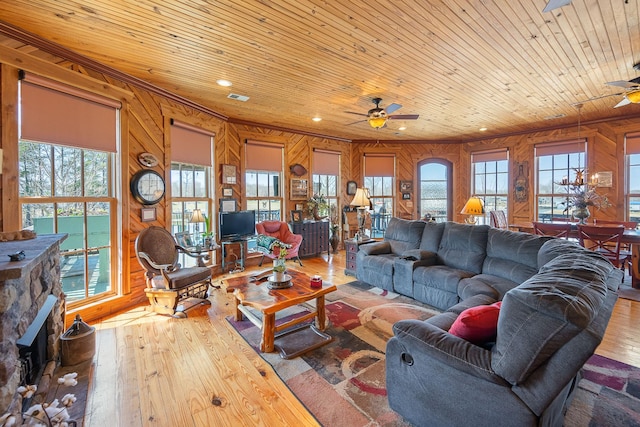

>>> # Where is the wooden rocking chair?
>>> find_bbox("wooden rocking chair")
[135,226,212,318]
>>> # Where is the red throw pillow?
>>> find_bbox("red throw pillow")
[449,302,502,345]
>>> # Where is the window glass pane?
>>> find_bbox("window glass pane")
[54,146,82,197]
[61,250,85,302]
[257,173,269,197]
[536,150,585,221]
[87,202,110,248]
[23,203,55,232]
[19,141,52,197]
[245,172,257,197]
[171,164,181,196]
[194,166,207,198]
[182,165,194,197]
[630,196,640,222]
[84,150,110,197]
[58,202,85,252]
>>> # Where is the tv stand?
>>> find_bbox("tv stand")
[221,239,246,273]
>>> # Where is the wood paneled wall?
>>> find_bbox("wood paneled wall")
[1,37,640,323]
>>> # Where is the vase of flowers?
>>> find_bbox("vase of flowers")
[564,183,610,224]
[271,241,290,281]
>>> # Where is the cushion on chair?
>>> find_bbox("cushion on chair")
[165,266,211,289]
[255,234,279,254]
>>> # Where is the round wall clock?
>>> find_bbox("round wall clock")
[130,169,165,205]
[138,152,159,168]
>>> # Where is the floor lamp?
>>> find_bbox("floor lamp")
[350,188,371,241]
[460,196,485,225]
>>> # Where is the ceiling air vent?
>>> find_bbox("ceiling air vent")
[227,93,250,102]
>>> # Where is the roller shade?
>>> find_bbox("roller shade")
[471,148,508,163]
[245,140,284,172]
[364,153,394,177]
[20,73,120,152]
[535,139,586,157]
[626,132,640,154]
[313,149,340,175]
[170,120,214,166]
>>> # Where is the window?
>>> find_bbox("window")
[169,120,214,265]
[312,149,340,224]
[626,133,640,222]
[364,154,394,238]
[418,160,451,222]
[471,150,509,225]
[20,142,116,304]
[535,140,586,222]
[245,140,284,222]
[18,73,120,308]
[245,171,282,221]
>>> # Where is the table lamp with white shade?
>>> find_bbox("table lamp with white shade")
[460,196,485,224]
[189,208,206,246]
[350,187,371,241]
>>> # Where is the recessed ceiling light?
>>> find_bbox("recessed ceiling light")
[479,127,488,132]
[312,117,322,122]
[216,79,232,87]
[398,126,407,131]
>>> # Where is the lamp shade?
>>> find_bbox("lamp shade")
[460,196,485,215]
[189,208,206,223]
[350,188,371,207]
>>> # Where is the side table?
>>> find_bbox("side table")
[344,238,375,276]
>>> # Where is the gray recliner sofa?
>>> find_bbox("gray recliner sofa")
[355,217,621,425]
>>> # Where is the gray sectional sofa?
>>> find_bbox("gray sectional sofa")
[355,217,621,426]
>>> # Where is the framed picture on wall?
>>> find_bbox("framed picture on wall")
[290,210,303,223]
[222,164,237,184]
[347,180,357,195]
[402,192,411,200]
[220,198,237,212]
[291,179,308,200]
[222,188,233,197]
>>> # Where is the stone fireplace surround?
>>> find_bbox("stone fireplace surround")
[0,234,67,417]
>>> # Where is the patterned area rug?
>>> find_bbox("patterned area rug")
[226,281,640,426]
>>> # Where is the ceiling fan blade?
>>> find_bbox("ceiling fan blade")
[606,80,638,88]
[614,97,631,108]
[345,111,368,117]
[385,103,403,115]
[542,0,571,13]
[347,119,367,125]
[389,114,419,120]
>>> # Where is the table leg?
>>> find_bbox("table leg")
[234,298,243,321]
[632,244,640,289]
[261,313,275,352]
[315,295,326,330]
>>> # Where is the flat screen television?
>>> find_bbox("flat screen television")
[219,210,256,241]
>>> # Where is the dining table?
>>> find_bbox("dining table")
[510,222,640,288]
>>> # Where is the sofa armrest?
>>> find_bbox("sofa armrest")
[391,319,502,383]
[400,249,438,266]
[359,241,391,255]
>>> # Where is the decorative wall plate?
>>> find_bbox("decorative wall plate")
[138,152,159,168]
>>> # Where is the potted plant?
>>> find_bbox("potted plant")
[201,214,215,249]
[306,194,329,220]
[271,241,290,281]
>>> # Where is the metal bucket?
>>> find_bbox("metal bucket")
[60,314,96,366]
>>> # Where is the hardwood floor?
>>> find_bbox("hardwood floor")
[84,251,640,426]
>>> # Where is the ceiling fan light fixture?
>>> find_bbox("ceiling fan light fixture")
[368,115,387,129]
[626,90,640,103]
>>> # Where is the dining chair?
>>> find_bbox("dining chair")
[532,221,573,239]
[593,219,638,276]
[576,224,626,273]
[489,210,508,229]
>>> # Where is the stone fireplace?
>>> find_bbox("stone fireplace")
[0,234,67,417]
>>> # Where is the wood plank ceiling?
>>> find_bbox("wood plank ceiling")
[0,0,639,141]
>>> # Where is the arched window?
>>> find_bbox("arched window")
[418,159,452,222]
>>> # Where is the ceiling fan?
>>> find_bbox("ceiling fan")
[542,0,572,13]
[346,98,419,129]
[606,76,640,108]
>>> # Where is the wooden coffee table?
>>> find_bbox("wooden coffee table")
[222,269,337,353]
